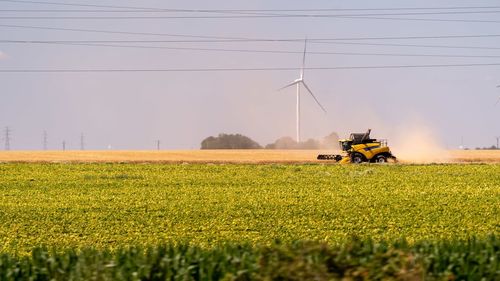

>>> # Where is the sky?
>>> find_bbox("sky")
[0,0,499,150]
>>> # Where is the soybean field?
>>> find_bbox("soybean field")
[0,163,498,255]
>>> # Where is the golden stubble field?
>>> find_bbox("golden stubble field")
[0,149,499,163]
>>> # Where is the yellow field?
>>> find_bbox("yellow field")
[0,149,499,163]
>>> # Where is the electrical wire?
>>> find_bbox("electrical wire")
[2,0,500,12]
[2,8,499,13]
[2,24,500,42]
[311,41,500,50]
[4,33,500,42]
[334,16,500,24]
[1,63,500,73]
[3,10,500,19]
[6,41,500,59]
[0,24,248,40]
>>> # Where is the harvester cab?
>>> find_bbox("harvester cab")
[317,129,397,163]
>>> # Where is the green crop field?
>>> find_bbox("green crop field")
[0,163,499,280]
[0,163,498,253]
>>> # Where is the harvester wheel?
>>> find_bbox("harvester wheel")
[374,155,387,163]
[351,153,364,164]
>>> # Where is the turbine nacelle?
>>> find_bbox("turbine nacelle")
[279,79,326,113]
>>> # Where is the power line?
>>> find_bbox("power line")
[3,24,500,42]
[2,8,498,13]
[5,32,500,42]
[335,16,500,24]
[12,41,500,59]
[40,41,500,52]
[0,24,247,40]
[1,63,500,73]
[4,1,500,23]
[0,0,168,11]
[2,0,500,12]
[4,25,500,51]
[3,10,500,19]
[3,34,500,51]
[314,41,500,51]
[2,11,500,17]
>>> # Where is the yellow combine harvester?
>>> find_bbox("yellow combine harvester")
[317,129,397,163]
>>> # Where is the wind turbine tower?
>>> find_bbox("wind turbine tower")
[496,85,500,105]
[279,39,326,143]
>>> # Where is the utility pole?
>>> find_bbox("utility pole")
[62,141,66,151]
[80,133,85,151]
[4,126,11,151]
[157,140,160,151]
[42,130,48,150]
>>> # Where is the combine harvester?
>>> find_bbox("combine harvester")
[317,129,397,163]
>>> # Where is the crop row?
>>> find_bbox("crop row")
[0,237,499,281]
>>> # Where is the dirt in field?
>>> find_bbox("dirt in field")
[0,150,499,164]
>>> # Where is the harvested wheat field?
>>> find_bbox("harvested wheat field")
[0,149,499,163]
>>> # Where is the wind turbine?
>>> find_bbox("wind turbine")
[279,39,326,143]
[496,85,500,106]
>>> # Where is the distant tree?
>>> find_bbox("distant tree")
[201,133,262,149]
[475,145,499,150]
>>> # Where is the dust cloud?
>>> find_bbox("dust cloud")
[390,125,451,163]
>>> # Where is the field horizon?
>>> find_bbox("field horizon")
[0,149,499,164]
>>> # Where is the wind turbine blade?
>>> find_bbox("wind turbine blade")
[300,38,307,79]
[301,81,327,113]
[277,81,299,91]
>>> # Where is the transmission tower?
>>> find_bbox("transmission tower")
[157,140,160,151]
[496,136,500,149]
[62,140,66,151]
[43,130,48,150]
[80,133,85,151]
[4,126,11,151]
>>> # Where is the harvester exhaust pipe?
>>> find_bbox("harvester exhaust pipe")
[362,129,371,142]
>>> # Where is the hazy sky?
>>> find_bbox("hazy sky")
[1,0,499,150]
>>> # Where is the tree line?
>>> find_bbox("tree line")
[200,133,340,150]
